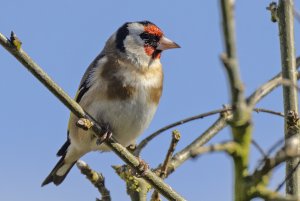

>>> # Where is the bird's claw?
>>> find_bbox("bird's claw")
[96,124,113,145]
[76,118,94,130]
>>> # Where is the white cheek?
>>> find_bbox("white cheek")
[123,36,152,66]
[124,36,144,55]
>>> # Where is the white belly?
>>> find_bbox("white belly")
[68,94,158,152]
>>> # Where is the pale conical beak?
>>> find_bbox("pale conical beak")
[157,36,180,50]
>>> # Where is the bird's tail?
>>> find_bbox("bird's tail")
[41,155,76,186]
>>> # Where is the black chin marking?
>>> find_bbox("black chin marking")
[152,50,162,59]
[116,23,129,52]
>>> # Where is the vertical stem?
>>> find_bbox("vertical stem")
[220,1,252,200]
[277,0,299,197]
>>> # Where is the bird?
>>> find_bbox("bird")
[42,20,180,186]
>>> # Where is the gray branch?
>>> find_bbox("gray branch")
[277,0,300,197]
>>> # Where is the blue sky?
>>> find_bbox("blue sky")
[0,1,299,201]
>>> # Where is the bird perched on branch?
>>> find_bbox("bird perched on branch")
[42,21,180,186]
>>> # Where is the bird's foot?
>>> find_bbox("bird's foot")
[76,118,94,130]
[96,123,113,145]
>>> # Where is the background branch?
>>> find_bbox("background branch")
[252,142,300,186]
[76,160,111,201]
[252,186,299,201]
[189,141,239,158]
[277,0,300,197]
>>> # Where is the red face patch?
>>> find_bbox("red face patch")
[144,24,163,37]
[144,45,161,59]
[144,45,155,56]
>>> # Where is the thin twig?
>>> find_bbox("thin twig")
[160,131,181,178]
[0,32,186,201]
[151,131,181,201]
[252,143,300,186]
[77,160,111,201]
[136,106,283,155]
[135,108,229,155]
[252,140,267,158]
[165,115,229,176]
[253,108,284,117]
[254,138,285,171]
[189,141,239,158]
[276,160,300,192]
[251,186,300,201]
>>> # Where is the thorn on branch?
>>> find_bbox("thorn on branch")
[267,2,278,23]
[76,160,111,201]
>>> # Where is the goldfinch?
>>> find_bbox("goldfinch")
[42,21,180,186]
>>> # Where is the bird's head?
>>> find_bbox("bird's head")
[106,21,180,67]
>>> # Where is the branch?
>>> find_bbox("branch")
[136,106,283,155]
[0,32,186,201]
[151,131,181,201]
[220,1,253,201]
[76,160,111,201]
[252,136,300,186]
[253,108,284,117]
[135,108,229,155]
[252,186,300,201]
[159,131,181,179]
[166,115,229,176]
[247,57,300,109]
[276,160,300,192]
[155,62,300,178]
[251,139,267,158]
[277,0,300,197]
[113,165,150,201]
[220,0,249,126]
[189,141,239,158]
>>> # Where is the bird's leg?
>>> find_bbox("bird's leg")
[76,118,94,130]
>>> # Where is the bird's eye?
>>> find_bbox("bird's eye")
[140,32,151,40]
[140,32,160,48]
